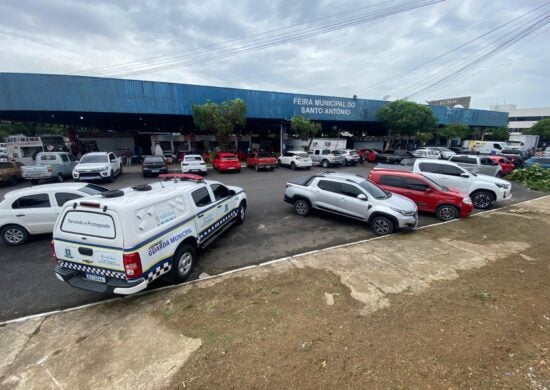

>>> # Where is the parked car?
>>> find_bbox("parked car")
[0,183,108,245]
[73,152,123,182]
[213,152,241,173]
[488,156,515,175]
[432,147,456,159]
[375,159,512,210]
[277,150,313,170]
[412,148,441,159]
[181,154,207,175]
[0,161,23,186]
[309,149,344,168]
[340,149,361,166]
[448,155,503,177]
[142,155,168,177]
[21,152,77,184]
[284,172,418,236]
[368,169,473,221]
[525,157,550,168]
[52,175,247,294]
[246,152,277,171]
[376,149,411,164]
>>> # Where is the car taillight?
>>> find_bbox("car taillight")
[50,240,57,261]
[123,252,143,278]
[47,166,53,173]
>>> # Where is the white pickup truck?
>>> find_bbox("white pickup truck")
[72,152,122,182]
[21,152,77,184]
[53,174,247,295]
[375,159,512,209]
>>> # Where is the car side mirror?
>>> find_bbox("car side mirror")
[229,190,236,196]
[460,172,469,178]
[357,194,367,201]
[425,188,433,193]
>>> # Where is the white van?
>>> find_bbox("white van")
[52,175,247,295]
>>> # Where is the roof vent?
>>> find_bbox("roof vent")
[101,189,125,198]
[132,184,152,191]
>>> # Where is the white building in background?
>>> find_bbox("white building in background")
[490,104,550,132]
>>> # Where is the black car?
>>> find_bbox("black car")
[142,155,168,177]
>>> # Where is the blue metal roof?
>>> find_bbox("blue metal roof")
[0,73,508,127]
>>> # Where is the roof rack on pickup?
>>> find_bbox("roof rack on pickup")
[158,173,204,182]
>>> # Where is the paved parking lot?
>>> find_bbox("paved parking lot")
[0,163,545,321]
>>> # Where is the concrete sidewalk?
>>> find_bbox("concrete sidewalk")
[1,196,549,389]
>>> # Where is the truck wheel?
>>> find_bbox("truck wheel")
[108,171,115,183]
[236,202,246,224]
[371,216,394,236]
[57,173,64,182]
[1,224,29,246]
[294,199,310,216]
[172,244,195,282]
[471,190,495,210]
[322,160,329,168]
[435,205,459,221]
[291,162,297,170]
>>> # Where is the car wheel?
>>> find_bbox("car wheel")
[119,165,123,176]
[236,201,246,224]
[371,215,394,236]
[57,173,64,182]
[306,166,311,170]
[108,171,115,183]
[322,160,329,168]
[8,176,18,186]
[291,162,297,170]
[1,225,29,246]
[30,179,39,185]
[172,244,195,283]
[471,190,495,210]
[435,205,459,221]
[277,160,281,167]
[496,171,503,178]
[294,199,310,216]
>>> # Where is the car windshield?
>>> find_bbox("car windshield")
[80,155,108,164]
[185,156,203,161]
[359,179,390,199]
[222,156,238,161]
[422,175,448,191]
[79,184,109,195]
[532,158,550,164]
[144,156,164,163]
[257,152,271,158]
[292,152,308,158]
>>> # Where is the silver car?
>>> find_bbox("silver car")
[284,172,418,235]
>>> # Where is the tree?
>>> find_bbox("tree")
[484,127,510,141]
[290,116,322,150]
[378,100,437,138]
[524,118,550,141]
[416,131,434,145]
[192,99,247,151]
[439,123,470,146]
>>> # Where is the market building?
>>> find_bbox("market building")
[0,73,508,158]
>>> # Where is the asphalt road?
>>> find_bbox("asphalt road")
[0,164,545,321]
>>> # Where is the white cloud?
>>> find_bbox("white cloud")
[0,0,548,108]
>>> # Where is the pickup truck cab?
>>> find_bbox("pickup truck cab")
[309,149,344,168]
[448,155,503,177]
[53,174,247,295]
[22,152,77,184]
[73,152,123,182]
[284,172,417,235]
[246,152,277,171]
[375,159,512,209]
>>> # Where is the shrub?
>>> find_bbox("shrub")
[508,164,550,191]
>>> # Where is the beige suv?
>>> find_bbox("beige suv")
[0,161,22,186]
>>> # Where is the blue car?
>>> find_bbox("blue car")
[525,157,550,168]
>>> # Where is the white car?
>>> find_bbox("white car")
[73,152,123,182]
[181,154,207,175]
[340,149,361,166]
[278,151,313,170]
[0,183,108,245]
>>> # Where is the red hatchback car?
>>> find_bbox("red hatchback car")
[368,169,474,221]
[213,152,241,173]
[488,155,515,175]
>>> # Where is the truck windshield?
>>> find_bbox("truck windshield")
[359,179,390,199]
[80,155,108,164]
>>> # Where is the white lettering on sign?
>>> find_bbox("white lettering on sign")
[293,97,356,116]
[61,211,116,239]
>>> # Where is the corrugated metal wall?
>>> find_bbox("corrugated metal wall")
[0,73,508,126]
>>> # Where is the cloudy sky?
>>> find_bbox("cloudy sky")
[1,0,548,109]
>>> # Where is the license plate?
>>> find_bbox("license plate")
[265,165,271,169]
[85,273,106,283]
[228,167,235,170]
[152,169,159,173]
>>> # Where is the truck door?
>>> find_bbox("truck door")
[315,180,340,212]
[209,183,234,223]
[337,183,369,219]
[191,186,218,241]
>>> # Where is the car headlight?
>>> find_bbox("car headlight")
[463,197,473,205]
[391,207,416,216]
[495,183,510,189]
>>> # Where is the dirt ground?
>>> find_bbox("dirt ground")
[157,242,549,389]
